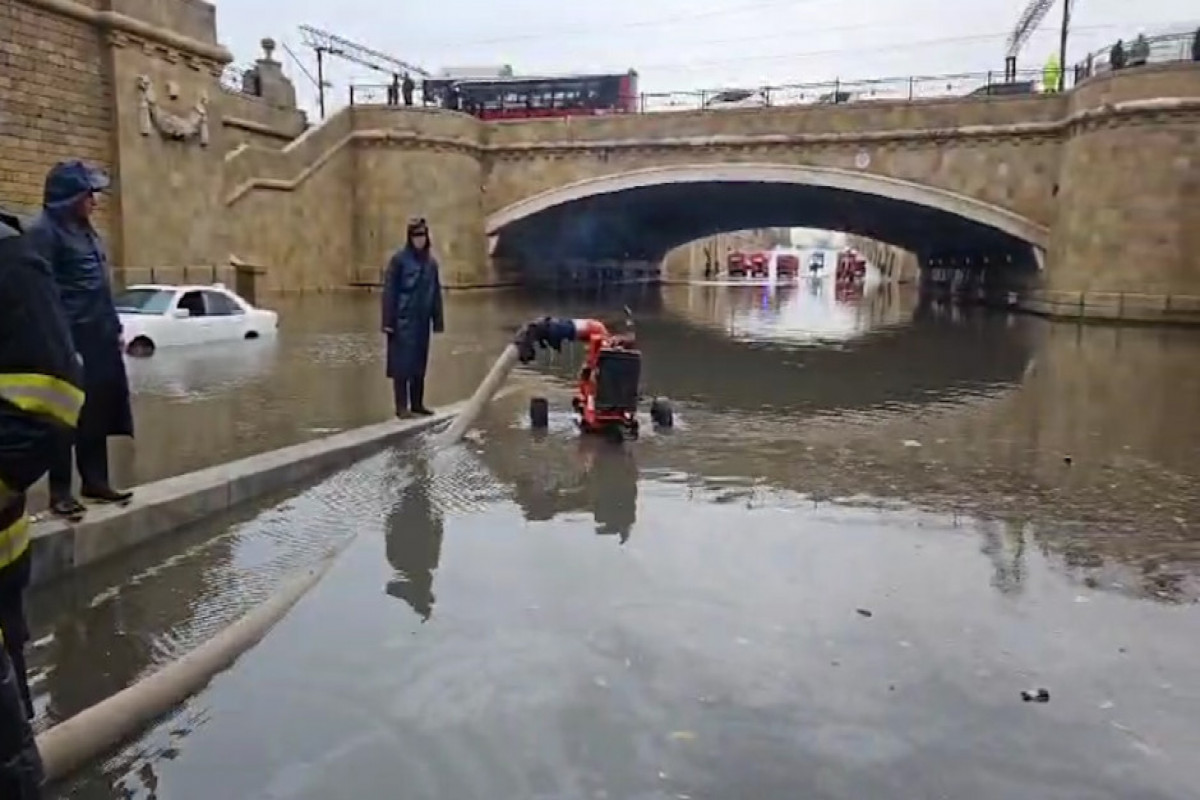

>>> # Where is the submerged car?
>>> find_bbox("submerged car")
[113,283,279,357]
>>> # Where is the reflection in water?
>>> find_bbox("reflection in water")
[508,437,640,543]
[385,453,445,621]
[32,285,1200,800]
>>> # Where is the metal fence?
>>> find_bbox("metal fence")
[1070,29,1198,83]
[346,28,1198,115]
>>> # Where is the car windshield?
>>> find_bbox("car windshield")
[114,288,175,315]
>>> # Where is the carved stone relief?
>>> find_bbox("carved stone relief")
[136,75,210,146]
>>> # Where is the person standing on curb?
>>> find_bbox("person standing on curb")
[27,161,134,520]
[0,206,87,798]
[382,218,444,418]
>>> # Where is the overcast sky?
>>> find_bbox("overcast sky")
[212,0,1196,117]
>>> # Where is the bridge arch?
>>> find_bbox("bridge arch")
[487,163,1049,255]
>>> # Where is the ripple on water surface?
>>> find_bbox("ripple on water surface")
[41,286,1200,799]
[51,393,1200,800]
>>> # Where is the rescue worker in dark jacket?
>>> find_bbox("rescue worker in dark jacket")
[382,218,444,417]
[26,161,134,519]
[0,207,87,797]
[401,72,415,106]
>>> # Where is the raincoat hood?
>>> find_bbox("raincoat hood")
[405,217,431,252]
[43,160,110,212]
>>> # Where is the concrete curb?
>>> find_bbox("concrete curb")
[28,403,465,589]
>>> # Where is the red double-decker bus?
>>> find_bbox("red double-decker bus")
[423,71,639,119]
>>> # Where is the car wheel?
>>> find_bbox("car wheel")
[244,331,259,339]
[126,336,155,357]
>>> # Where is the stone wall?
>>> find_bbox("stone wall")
[217,88,307,151]
[0,0,113,234]
[1035,63,1200,321]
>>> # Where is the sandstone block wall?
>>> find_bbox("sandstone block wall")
[0,0,112,233]
[1040,63,1200,322]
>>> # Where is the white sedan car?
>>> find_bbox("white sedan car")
[113,283,278,357]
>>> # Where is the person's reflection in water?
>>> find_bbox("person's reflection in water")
[384,453,444,622]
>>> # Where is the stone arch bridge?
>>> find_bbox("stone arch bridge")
[232,62,1200,323]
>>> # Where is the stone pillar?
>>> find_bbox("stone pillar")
[1044,63,1200,322]
[98,0,234,284]
[241,38,298,110]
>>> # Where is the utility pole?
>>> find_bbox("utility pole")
[1057,0,1072,92]
[315,47,327,118]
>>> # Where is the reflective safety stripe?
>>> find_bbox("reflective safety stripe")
[0,513,30,574]
[0,372,85,429]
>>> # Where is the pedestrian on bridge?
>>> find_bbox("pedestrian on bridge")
[402,72,415,106]
[382,218,444,417]
[1110,39,1127,70]
[27,161,134,520]
[0,206,88,798]
[1192,27,1199,62]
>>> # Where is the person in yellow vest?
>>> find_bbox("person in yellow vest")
[1,206,87,797]
[1043,52,1062,93]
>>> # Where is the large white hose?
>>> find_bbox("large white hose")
[437,343,521,446]
[33,358,521,783]
[36,553,337,783]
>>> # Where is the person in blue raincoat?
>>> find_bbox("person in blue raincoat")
[27,161,134,519]
[382,218,444,417]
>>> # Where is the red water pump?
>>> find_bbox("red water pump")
[513,312,673,439]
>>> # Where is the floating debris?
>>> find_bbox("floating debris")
[1021,688,1050,703]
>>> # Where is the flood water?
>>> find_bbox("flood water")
[33,283,1200,799]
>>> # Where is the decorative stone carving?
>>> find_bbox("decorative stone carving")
[136,75,210,146]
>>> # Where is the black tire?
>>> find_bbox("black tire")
[244,330,259,339]
[529,396,549,429]
[649,397,674,428]
[126,336,155,357]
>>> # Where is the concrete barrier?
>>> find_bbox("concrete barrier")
[28,403,466,588]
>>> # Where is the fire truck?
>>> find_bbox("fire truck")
[775,253,800,278]
[728,250,770,278]
[835,248,867,286]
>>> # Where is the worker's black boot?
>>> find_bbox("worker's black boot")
[409,375,432,416]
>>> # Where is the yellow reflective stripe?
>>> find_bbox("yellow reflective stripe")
[0,514,30,573]
[0,372,84,428]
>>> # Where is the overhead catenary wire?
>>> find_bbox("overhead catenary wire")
[592,22,1142,74]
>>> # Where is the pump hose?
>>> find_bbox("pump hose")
[36,554,337,783]
[34,353,526,783]
[437,343,521,446]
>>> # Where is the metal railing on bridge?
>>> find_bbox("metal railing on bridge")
[345,29,1198,115]
[1070,29,1198,84]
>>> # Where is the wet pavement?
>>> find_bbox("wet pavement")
[30,282,1200,799]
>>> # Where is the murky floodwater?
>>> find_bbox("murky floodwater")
[33,282,1200,799]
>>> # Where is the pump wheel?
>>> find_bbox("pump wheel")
[650,397,674,428]
[529,397,549,429]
